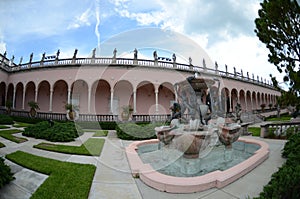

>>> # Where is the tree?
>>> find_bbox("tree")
[255,0,300,94]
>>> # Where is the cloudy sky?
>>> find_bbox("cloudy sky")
[0,0,286,83]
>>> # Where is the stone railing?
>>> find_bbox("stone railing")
[260,119,300,138]
[0,56,275,89]
[132,114,171,122]
[0,109,172,123]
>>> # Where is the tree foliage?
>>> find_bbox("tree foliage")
[255,0,300,94]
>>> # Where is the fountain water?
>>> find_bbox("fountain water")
[125,75,270,193]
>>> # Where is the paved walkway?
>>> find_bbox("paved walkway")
[0,126,286,199]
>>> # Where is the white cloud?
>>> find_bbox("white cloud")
[206,35,283,81]
[68,8,93,30]
[0,0,93,39]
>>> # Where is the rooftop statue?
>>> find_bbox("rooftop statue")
[172,53,176,62]
[134,48,138,59]
[202,58,206,68]
[73,49,78,59]
[29,53,33,63]
[215,61,218,71]
[56,49,60,59]
[113,48,117,59]
[153,50,158,61]
[41,52,46,61]
[92,48,96,58]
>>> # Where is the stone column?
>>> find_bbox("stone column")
[228,94,232,112]
[22,86,26,110]
[35,89,38,102]
[133,90,137,114]
[155,90,159,113]
[67,88,71,104]
[49,89,53,112]
[88,87,91,113]
[12,86,16,109]
[110,89,114,114]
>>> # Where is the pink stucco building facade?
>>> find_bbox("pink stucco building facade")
[0,53,280,121]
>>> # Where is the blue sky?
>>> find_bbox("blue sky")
[0,0,286,82]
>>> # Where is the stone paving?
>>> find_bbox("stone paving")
[0,125,286,199]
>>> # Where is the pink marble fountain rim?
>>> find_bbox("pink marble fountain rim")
[125,137,269,193]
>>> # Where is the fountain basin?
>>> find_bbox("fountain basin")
[126,137,269,193]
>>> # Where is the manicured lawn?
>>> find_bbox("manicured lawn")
[34,138,105,156]
[0,125,10,129]
[248,127,260,136]
[13,122,33,128]
[0,129,27,143]
[83,129,108,137]
[6,151,96,199]
[266,115,292,122]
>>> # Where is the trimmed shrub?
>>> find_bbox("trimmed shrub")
[0,114,14,125]
[23,121,83,142]
[11,116,45,124]
[0,157,14,188]
[22,121,50,139]
[255,132,300,199]
[282,133,300,158]
[116,122,164,140]
[76,121,117,130]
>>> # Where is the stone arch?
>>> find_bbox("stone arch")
[71,80,88,113]
[15,82,24,110]
[7,83,14,106]
[239,90,246,111]
[265,93,269,106]
[0,82,6,107]
[221,88,230,113]
[25,82,35,111]
[91,79,111,114]
[209,86,219,114]
[261,93,265,105]
[246,91,252,111]
[231,89,238,112]
[158,82,175,114]
[113,80,133,116]
[136,81,155,114]
[252,91,257,110]
[37,81,50,112]
[257,92,261,109]
[53,80,68,113]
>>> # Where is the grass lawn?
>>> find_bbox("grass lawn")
[0,125,10,129]
[248,127,260,136]
[266,115,292,122]
[0,129,27,143]
[13,122,33,128]
[6,151,96,199]
[34,138,105,156]
[83,129,108,137]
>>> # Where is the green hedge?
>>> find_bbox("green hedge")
[0,157,14,189]
[0,114,14,125]
[116,122,164,140]
[255,133,300,199]
[23,121,84,142]
[76,121,117,130]
[11,116,45,124]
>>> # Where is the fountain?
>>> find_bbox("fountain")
[126,75,270,193]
